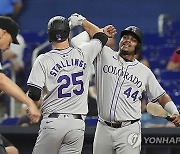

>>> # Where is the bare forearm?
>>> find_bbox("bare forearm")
[0,73,32,106]
[82,20,102,38]
[158,93,172,107]
[158,93,179,114]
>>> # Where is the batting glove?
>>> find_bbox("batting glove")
[68,13,86,29]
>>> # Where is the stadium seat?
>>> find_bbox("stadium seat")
[85,117,98,126]
[21,31,47,46]
[143,32,169,47]
[148,45,176,70]
[1,117,19,125]
[170,20,180,33]
[157,70,180,80]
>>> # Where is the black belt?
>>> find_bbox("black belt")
[102,119,140,128]
[48,113,83,120]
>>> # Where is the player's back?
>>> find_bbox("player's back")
[28,47,91,115]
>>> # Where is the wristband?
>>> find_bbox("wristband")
[164,101,179,115]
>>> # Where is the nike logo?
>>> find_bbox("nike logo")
[113,55,118,60]
[46,121,53,124]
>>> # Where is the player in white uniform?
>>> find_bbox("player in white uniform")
[27,14,116,154]
[71,19,180,153]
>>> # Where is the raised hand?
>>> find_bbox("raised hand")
[68,13,86,29]
[103,25,117,38]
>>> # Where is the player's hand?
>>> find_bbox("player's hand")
[68,13,86,29]
[170,114,180,127]
[26,103,41,123]
[103,25,117,38]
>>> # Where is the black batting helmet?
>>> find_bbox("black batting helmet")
[47,16,70,42]
[121,26,143,54]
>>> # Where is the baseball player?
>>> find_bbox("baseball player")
[71,20,180,153]
[0,16,41,154]
[27,14,115,154]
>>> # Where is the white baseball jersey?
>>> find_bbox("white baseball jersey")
[94,47,165,121]
[27,39,102,116]
[71,32,166,122]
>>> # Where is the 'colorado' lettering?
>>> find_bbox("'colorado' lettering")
[103,65,142,88]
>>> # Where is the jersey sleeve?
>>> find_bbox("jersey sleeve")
[79,39,103,64]
[71,31,103,63]
[145,71,166,102]
[27,55,45,90]
[71,31,90,48]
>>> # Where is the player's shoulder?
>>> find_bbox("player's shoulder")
[103,46,115,52]
[34,53,50,64]
[102,46,117,56]
[73,45,92,57]
[135,59,152,73]
[36,53,46,60]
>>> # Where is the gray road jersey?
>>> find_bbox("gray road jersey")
[27,39,102,116]
[94,46,165,122]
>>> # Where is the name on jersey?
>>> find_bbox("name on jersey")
[103,65,142,88]
[50,58,87,77]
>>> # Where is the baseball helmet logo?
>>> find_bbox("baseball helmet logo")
[130,26,137,33]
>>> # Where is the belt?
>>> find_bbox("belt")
[100,119,140,128]
[48,113,83,120]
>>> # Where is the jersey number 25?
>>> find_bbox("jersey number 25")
[57,71,84,98]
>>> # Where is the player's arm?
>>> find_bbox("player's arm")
[27,86,42,108]
[27,55,45,108]
[157,94,180,126]
[69,13,116,47]
[82,20,116,40]
[69,13,108,47]
[70,19,116,48]
[0,72,41,123]
[146,70,180,126]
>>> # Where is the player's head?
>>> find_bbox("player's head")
[47,16,70,43]
[119,26,143,55]
[0,16,19,51]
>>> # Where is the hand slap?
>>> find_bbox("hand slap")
[103,25,117,38]
[68,13,86,29]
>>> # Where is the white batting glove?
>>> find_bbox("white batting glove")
[68,13,86,29]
